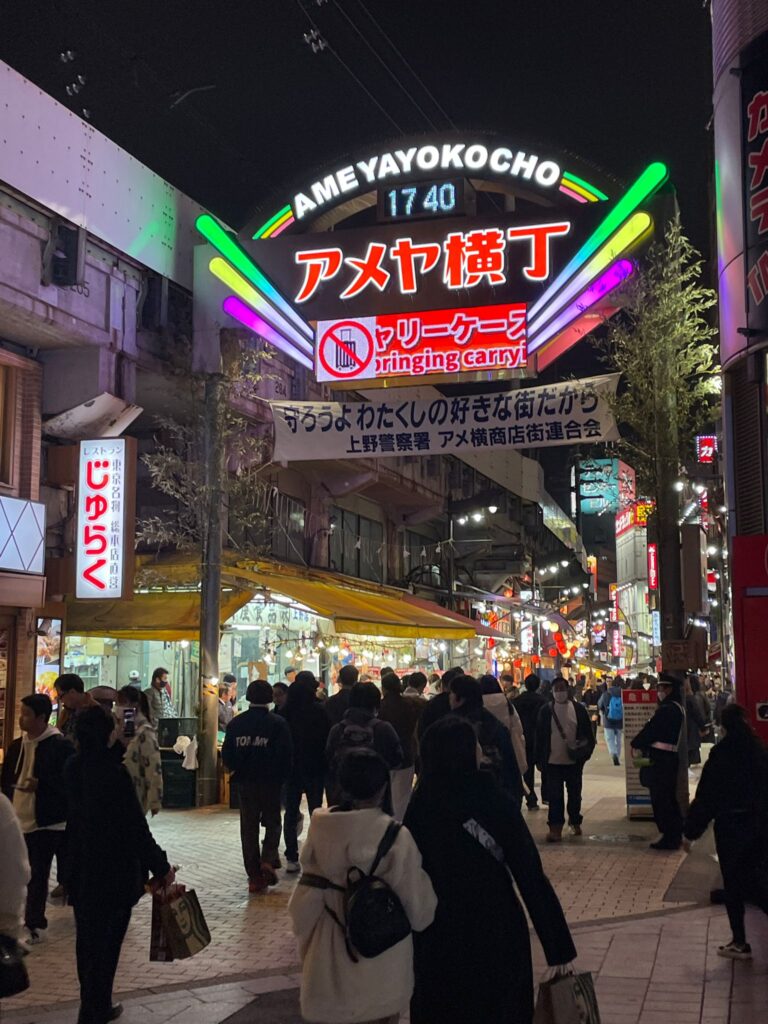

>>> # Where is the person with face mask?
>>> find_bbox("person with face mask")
[535,677,596,842]
[114,686,163,816]
[630,673,686,850]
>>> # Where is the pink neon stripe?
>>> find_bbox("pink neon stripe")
[559,184,589,204]
[268,216,296,238]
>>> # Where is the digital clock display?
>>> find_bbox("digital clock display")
[377,178,471,223]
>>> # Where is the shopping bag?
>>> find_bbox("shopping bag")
[159,888,211,960]
[149,890,176,962]
[534,971,601,1024]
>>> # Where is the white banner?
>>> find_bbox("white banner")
[271,374,619,462]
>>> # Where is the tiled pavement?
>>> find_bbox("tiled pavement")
[2,746,767,1023]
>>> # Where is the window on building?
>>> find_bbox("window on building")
[0,366,16,487]
[330,507,385,582]
[271,494,306,565]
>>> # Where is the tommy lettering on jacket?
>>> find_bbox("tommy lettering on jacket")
[235,735,269,748]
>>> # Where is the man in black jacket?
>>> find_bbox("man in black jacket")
[1,693,74,943]
[513,673,549,810]
[324,663,358,727]
[631,674,686,850]
[222,679,293,893]
[416,666,464,743]
[450,674,523,806]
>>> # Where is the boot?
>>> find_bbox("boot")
[545,824,563,843]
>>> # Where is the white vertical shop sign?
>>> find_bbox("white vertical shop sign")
[622,689,658,819]
[75,438,136,599]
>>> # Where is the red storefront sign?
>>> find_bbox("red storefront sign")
[315,302,527,383]
[75,438,136,600]
[615,499,655,537]
[696,434,717,464]
[647,542,659,590]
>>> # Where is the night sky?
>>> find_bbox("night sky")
[1,0,714,250]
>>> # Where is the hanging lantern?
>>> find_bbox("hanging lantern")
[531,655,540,664]
[513,658,523,669]
[548,646,558,658]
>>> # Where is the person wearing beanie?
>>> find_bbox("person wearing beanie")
[630,673,686,850]
[221,679,293,893]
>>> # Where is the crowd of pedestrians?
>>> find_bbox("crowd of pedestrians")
[1,659,766,1023]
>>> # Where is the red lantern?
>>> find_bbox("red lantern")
[548,646,558,657]
[554,632,563,643]
[531,655,540,664]
[513,658,523,669]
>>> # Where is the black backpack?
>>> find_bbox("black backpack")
[299,820,411,961]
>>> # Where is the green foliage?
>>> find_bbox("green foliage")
[595,216,719,494]
[136,340,273,558]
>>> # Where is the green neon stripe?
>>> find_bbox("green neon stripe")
[529,161,668,325]
[563,172,608,201]
[253,205,293,239]
[196,214,312,340]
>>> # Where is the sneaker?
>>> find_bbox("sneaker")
[569,824,583,836]
[248,877,267,895]
[107,1004,124,1021]
[24,927,44,946]
[260,862,278,886]
[717,942,752,960]
[285,860,301,874]
[612,754,620,766]
[49,883,66,899]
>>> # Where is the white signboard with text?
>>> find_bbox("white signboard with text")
[75,438,135,599]
[623,689,658,819]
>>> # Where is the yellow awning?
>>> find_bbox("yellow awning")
[136,554,476,640]
[66,589,254,642]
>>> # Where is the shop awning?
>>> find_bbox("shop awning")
[136,554,477,640]
[65,588,254,641]
[224,563,475,640]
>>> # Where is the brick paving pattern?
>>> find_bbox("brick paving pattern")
[2,746,767,1023]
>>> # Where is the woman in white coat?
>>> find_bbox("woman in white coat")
[479,675,528,779]
[0,792,30,940]
[115,686,163,815]
[289,749,437,1024]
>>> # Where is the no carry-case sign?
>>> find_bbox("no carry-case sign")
[316,318,376,382]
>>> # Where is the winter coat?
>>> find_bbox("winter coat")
[631,699,684,764]
[221,707,293,786]
[598,684,624,729]
[123,719,164,814]
[63,752,170,909]
[404,771,576,1024]
[685,695,707,765]
[288,807,437,1024]
[535,701,596,769]
[416,691,451,741]
[512,689,548,755]
[281,700,331,782]
[324,687,352,728]
[0,793,30,939]
[1,728,74,829]
[482,693,528,774]
[325,708,403,802]
[456,705,523,804]
[379,692,422,768]
[685,735,768,842]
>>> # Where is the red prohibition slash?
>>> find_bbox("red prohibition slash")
[317,320,374,379]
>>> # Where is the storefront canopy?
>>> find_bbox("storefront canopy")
[66,589,254,642]
[134,554,477,640]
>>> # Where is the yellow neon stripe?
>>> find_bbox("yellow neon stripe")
[530,212,652,336]
[209,257,313,356]
[262,209,294,237]
[561,179,595,202]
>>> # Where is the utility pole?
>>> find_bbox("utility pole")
[197,371,226,806]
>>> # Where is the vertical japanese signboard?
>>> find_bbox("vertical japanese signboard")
[623,689,657,819]
[647,543,659,591]
[75,438,136,600]
[743,34,768,334]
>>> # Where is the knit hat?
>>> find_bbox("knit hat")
[246,679,273,706]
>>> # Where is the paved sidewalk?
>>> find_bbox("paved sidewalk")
[3,746,767,1023]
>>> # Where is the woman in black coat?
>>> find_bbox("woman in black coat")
[64,707,173,1024]
[404,717,576,1024]
[684,703,768,959]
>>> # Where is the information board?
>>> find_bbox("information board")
[622,689,658,819]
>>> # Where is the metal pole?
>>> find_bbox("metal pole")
[197,372,225,806]
[447,517,455,611]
